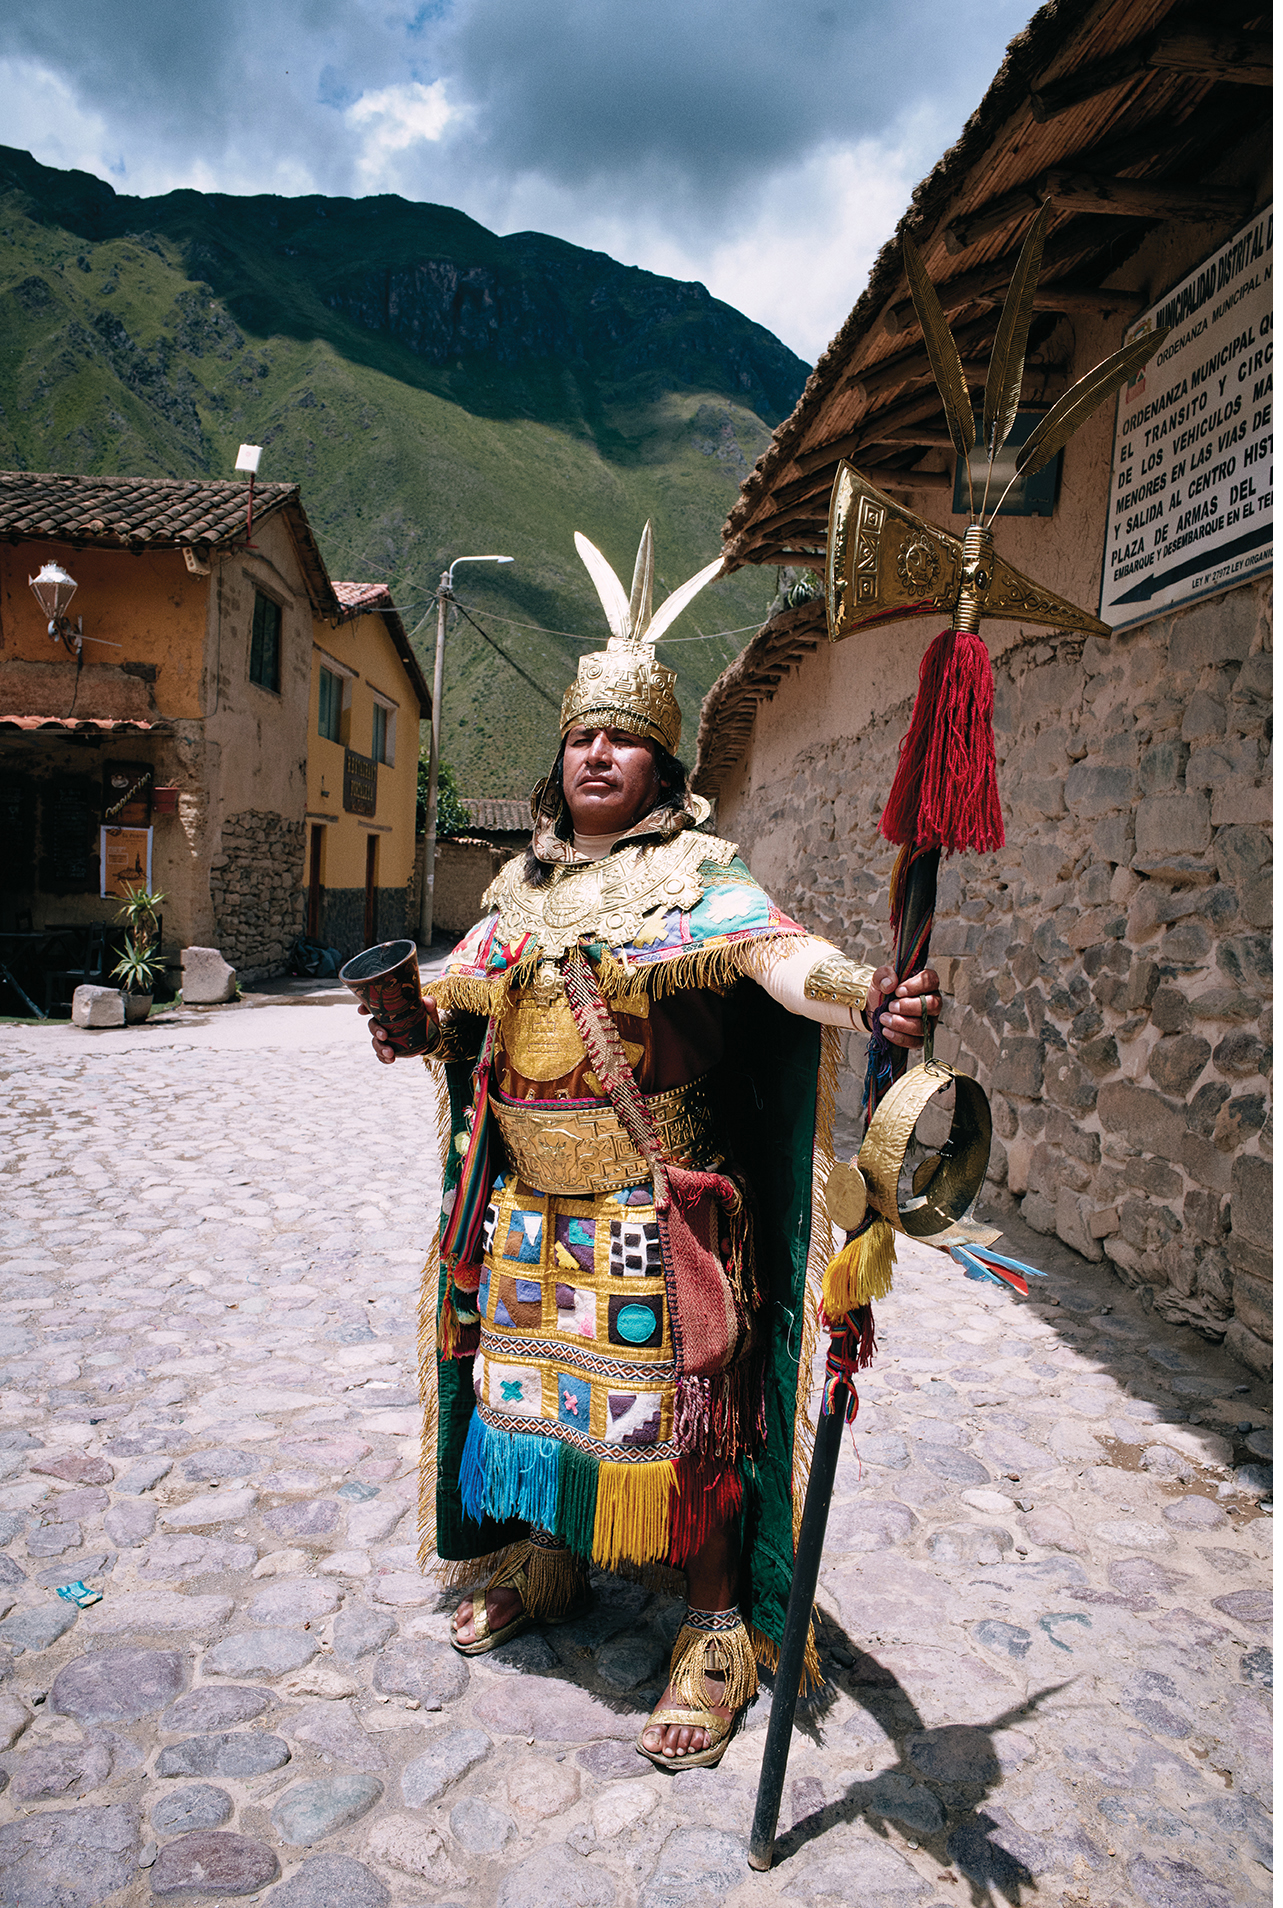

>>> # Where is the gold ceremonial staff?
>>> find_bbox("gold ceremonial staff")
[748,207,1169,1873]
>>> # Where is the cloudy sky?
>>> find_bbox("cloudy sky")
[1,0,1031,363]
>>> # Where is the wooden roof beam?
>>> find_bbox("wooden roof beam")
[791,390,949,478]
[885,271,1141,335]
[946,171,1251,254]
[854,351,1066,409]
[1030,26,1272,122]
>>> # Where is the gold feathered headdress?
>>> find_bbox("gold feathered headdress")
[560,522,722,755]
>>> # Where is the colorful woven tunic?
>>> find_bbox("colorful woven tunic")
[420,797,875,1671]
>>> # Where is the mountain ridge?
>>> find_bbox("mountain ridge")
[0,146,808,793]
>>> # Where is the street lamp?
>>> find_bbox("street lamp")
[29,562,82,656]
[419,554,514,946]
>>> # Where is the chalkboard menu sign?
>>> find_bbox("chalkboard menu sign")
[43,786,96,889]
[344,749,377,817]
[0,776,36,886]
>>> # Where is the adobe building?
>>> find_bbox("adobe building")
[0,471,425,984]
[432,796,531,936]
[694,1,1272,1373]
[305,581,430,960]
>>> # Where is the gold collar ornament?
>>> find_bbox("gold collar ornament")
[560,521,723,755]
[483,825,739,962]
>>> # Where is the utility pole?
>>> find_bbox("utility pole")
[418,554,513,948]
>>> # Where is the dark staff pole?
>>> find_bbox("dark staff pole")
[747,838,941,1871]
[747,1393,848,1868]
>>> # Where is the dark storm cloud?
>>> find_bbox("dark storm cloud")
[436,0,1008,199]
[1,0,1022,208]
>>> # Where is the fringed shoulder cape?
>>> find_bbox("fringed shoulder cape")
[417,829,839,1677]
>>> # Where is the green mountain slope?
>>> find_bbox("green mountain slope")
[0,147,808,793]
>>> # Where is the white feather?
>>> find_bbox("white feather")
[574,532,631,644]
[645,556,724,645]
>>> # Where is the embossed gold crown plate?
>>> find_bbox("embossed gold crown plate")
[483,829,740,960]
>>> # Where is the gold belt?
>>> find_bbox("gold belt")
[490,1074,722,1195]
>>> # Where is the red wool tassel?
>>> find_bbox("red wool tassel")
[879,629,952,847]
[879,627,1004,857]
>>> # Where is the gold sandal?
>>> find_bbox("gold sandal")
[450,1532,590,1657]
[636,1606,758,1771]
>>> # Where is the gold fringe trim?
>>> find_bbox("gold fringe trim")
[430,1544,520,1591]
[821,1215,897,1320]
[749,1620,824,1697]
[669,1619,759,1712]
[433,931,807,1018]
[487,1537,588,1619]
[788,1021,840,1551]
[416,1228,442,1577]
[592,1459,674,1570]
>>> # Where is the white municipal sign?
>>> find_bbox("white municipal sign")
[1100,205,1272,632]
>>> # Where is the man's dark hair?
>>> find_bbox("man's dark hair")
[521,739,689,886]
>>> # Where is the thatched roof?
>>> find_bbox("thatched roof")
[695,0,1269,790]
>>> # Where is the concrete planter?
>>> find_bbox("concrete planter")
[123,993,153,1025]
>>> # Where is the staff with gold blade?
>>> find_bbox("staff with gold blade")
[748,208,1168,1870]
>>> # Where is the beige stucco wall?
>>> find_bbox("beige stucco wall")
[306,609,422,895]
[713,216,1273,1377]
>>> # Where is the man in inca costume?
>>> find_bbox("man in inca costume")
[367,526,938,1768]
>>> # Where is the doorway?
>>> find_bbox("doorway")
[364,833,379,947]
[307,825,324,940]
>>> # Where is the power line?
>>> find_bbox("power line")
[451,601,560,708]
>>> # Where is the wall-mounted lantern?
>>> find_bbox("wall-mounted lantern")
[30,561,83,656]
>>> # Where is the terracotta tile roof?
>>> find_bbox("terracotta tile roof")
[332,581,393,614]
[1,470,293,549]
[463,797,531,835]
[327,580,433,719]
[0,715,171,734]
[0,470,340,616]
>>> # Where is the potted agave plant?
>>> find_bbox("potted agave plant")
[111,884,166,1024]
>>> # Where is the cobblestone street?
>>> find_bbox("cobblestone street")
[0,992,1271,1908]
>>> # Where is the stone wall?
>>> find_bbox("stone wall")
[720,578,1272,1377]
[209,809,307,977]
[318,887,410,962]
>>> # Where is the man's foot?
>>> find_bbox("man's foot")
[450,1583,525,1650]
[639,1669,729,1761]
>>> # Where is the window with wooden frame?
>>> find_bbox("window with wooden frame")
[371,699,396,766]
[318,667,343,742]
[249,591,282,691]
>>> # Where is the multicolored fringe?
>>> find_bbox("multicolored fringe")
[820,1304,877,1424]
[673,1358,766,1464]
[821,1216,896,1323]
[457,1414,744,1574]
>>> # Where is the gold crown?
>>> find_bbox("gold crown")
[560,523,722,756]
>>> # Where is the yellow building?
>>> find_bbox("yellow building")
[306,582,430,958]
[0,471,430,998]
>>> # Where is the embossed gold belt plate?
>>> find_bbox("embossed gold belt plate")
[490,1076,722,1194]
